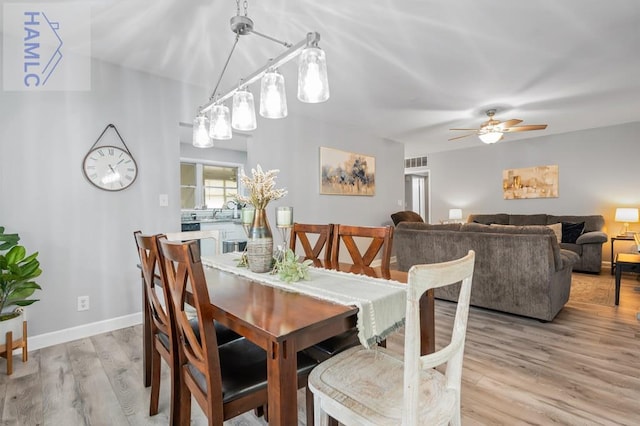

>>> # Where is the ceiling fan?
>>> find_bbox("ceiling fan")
[449,109,548,144]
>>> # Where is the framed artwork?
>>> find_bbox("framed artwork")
[320,147,375,196]
[503,165,559,199]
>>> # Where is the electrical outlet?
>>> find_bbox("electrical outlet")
[77,296,90,311]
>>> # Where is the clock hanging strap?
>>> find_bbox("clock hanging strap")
[89,123,133,154]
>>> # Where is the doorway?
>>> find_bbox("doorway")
[404,169,430,223]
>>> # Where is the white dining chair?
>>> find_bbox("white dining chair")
[308,250,476,426]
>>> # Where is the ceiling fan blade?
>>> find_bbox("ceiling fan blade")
[448,133,476,141]
[499,119,523,128]
[449,128,479,131]
[503,124,548,132]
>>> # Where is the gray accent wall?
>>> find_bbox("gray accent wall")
[427,121,640,261]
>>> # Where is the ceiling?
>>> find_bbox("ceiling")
[31,1,640,155]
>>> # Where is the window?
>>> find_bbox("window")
[180,162,239,209]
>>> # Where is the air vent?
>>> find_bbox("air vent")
[404,156,428,168]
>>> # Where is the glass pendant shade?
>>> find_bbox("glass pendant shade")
[260,69,288,119]
[478,131,503,144]
[209,104,232,140]
[192,115,213,148]
[232,88,257,131]
[297,46,330,103]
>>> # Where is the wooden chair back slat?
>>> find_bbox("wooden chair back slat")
[289,223,334,267]
[134,232,172,339]
[158,237,225,421]
[331,225,394,279]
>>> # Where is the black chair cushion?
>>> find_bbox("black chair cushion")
[213,320,243,345]
[156,318,241,350]
[303,329,360,362]
[187,338,318,403]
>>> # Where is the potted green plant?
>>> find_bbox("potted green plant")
[0,227,42,321]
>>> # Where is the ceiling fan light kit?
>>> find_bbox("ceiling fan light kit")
[193,0,330,147]
[478,131,504,144]
[449,108,547,144]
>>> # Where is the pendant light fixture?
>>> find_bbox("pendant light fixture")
[297,44,330,103]
[209,104,232,140]
[232,85,257,131]
[193,0,329,147]
[192,115,213,148]
[260,68,287,119]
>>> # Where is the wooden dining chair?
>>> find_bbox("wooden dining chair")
[135,231,242,423]
[289,223,334,267]
[309,250,476,426]
[134,232,180,422]
[158,238,318,426]
[331,224,394,279]
[303,225,394,363]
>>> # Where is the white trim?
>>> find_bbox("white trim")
[28,312,142,351]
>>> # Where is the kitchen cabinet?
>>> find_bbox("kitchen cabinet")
[199,221,245,255]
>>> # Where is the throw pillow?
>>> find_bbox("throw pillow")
[561,222,585,243]
[547,223,562,242]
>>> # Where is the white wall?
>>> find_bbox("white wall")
[0,55,405,341]
[0,57,206,337]
[426,121,640,261]
[247,114,405,248]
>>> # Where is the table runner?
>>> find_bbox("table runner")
[201,253,407,348]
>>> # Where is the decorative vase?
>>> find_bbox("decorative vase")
[246,208,274,273]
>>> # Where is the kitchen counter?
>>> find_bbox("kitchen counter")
[181,219,242,225]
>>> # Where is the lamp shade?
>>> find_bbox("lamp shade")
[192,115,213,148]
[297,46,329,103]
[260,68,288,119]
[209,104,232,140]
[478,131,503,144]
[232,88,257,131]
[449,209,463,221]
[615,208,639,223]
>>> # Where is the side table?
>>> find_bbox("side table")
[610,235,635,275]
[613,253,640,305]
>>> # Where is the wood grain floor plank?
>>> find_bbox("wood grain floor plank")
[0,268,637,425]
[0,351,42,426]
[91,331,166,426]
[39,343,87,425]
[65,338,130,425]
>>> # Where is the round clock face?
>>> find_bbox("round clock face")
[82,146,138,191]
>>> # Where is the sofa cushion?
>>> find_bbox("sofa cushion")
[390,211,424,226]
[509,214,547,226]
[466,214,509,225]
[546,223,562,242]
[547,215,604,233]
[397,222,462,231]
[561,222,585,243]
[560,242,583,256]
[560,249,581,267]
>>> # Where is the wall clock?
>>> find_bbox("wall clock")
[82,124,138,192]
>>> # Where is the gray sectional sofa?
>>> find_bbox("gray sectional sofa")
[467,214,607,273]
[395,222,581,321]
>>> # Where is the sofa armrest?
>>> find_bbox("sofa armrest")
[576,231,608,245]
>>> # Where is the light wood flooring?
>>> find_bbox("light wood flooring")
[0,269,638,425]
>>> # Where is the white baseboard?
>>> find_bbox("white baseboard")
[28,312,143,351]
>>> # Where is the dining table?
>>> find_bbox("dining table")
[141,254,435,426]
